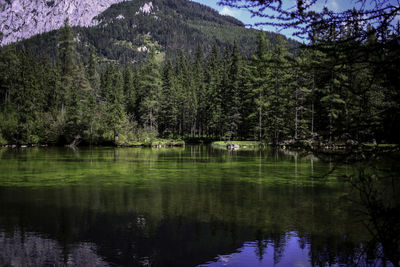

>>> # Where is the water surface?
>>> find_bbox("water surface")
[0,146,393,266]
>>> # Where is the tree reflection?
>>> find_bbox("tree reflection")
[0,146,398,266]
[310,147,400,267]
[0,231,108,266]
[350,166,400,267]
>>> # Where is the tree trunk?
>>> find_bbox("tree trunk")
[259,90,262,141]
[311,71,315,137]
[295,88,298,140]
[66,135,81,148]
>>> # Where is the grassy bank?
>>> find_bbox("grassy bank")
[1,139,185,148]
[280,139,399,155]
[117,139,185,148]
[211,141,263,150]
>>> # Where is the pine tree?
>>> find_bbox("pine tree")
[193,44,207,137]
[0,47,19,107]
[318,27,346,143]
[159,60,178,137]
[176,51,196,137]
[14,51,41,144]
[100,64,126,143]
[123,65,136,118]
[205,43,222,138]
[58,19,77,115]
[293,49,313,139]
[250,32,271,141]
[271,36,294,144]
[137,49,162,133]
[87,46,100,93]
[223,42,242,140]
[238,58,253,139]
[219,47,232,139]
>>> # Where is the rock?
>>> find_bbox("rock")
[346,139,358,146]
[0,0,130,45]
[227,144,240,150]
[66,135,81,148]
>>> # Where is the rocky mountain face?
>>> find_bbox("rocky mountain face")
[0,0,129,45]
[0,0,298,63]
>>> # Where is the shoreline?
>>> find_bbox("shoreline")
[1,140,398,154]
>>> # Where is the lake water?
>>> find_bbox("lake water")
[0,146,396,266]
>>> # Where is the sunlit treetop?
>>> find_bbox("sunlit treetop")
[217,0,400,41]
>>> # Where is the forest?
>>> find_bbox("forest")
[0,18,399,146]
[14,0,298,63]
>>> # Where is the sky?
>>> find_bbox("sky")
[190,0,400,41]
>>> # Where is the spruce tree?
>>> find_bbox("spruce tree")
[123,65,136,118]
[159,60,178,137]
[193,44,207,137]
[100,65,126,143]
[269,35,292,145]
[205,43,222,138]
[226,42,243,140]
[58,19,76,115]
[250,32,271,141]
[137,49,162,133]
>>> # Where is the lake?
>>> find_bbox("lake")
[0,146,396,266]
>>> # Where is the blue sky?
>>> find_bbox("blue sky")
[190,0,400,40]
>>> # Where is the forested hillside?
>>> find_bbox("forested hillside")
[10,0,298,64]
[1,17,399,146]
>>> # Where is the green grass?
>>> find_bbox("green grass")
[118,139,185,147]
[151,139,185,147]
[0,133,7,146]
[361,143,397,148]
[211,141,262,150]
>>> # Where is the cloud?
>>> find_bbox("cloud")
[219,6,241,18]
[327,0,339,11]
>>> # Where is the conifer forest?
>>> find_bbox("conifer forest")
[1,0,400,266]
[1,17,399,147]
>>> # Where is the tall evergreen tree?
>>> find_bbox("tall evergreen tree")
[58,19,77,115]
[205,43,222,137]
[159,60,178,137]
[100,65,126,143]
[224,42,243,140]
[193,44,207,137]
[137,49,162,133]
[250,32,271,140]
[123,65,136,118]
[87,46,100,93]
[269,35,292,145]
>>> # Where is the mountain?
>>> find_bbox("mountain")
[0,0,128,45]
[1,0,298,63]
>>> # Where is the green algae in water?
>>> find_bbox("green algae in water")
[0,146,350,188]
[0,146,396,266]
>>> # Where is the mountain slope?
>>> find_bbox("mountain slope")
[0,0,128,45]
[3,0,298,63]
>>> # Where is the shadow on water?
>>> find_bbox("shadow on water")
[0,146,398,266]
[347,164,400,266]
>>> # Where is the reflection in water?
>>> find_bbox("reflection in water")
[0,146,398,266]
[349,168,400,267]
[0,231,108,266]
[202,232,310,267]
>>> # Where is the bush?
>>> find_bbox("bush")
[0,111,18,144]
[0,132,7,145]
